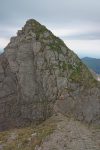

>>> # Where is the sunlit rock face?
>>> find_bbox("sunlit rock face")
[0,19,100,131]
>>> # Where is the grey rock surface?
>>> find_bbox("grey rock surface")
[0,19,100,130]
[37,114,100,150]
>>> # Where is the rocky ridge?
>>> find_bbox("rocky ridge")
[0,19,100,131]
[0,114,100,150]
[37,114,100,150]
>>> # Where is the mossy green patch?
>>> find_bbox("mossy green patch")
[69,61,98,88]
[58,61,73,72]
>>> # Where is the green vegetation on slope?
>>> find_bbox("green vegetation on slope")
[0,117,56,150]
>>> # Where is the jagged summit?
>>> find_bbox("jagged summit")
[0,19,100,131]
[5,19,66,51]
[18,18,50,39]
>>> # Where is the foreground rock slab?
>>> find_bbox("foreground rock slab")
[38,114,100,150]
[0,114,99,150]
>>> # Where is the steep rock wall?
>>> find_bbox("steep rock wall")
[0,19,100,130]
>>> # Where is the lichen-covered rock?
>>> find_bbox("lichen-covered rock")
[0,19,100,131]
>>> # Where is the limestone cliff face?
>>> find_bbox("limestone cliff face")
[0,19,100,130]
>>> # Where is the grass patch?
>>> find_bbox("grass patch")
[0,117,56,150]
[69,61,98,87]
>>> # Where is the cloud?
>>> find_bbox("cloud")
[0,0,100,25]
[0,25,19,37]
[0,37,9,49]
[65,40,100,58]
[0,25,19,49]
[49,23,100,40]
[63,32,100,40]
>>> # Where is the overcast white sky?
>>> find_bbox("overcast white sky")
[0,0,100,58]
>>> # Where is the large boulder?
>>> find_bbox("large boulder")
[0,19,100,130]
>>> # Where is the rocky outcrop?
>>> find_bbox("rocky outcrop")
[38,114,100,150]
[0,19,100,130]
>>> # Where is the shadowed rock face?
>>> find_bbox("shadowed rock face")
[0,19,100,130]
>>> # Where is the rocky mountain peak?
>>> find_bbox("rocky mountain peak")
[0,19,100,131]
[6,19,52,49]
[18,19,48,40]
